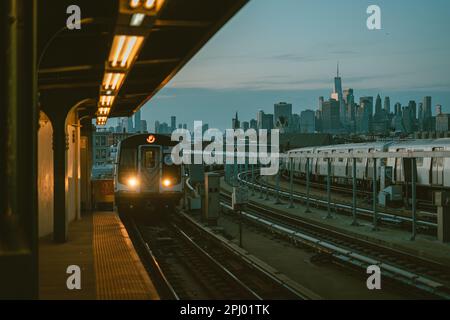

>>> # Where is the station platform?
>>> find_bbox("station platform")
[39,211,159,300]
[222,178,450,267]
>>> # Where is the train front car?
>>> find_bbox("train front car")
[114,134,183,218]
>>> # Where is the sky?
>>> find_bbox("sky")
[118,0,450,131]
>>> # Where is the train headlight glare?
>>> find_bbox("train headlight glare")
[127,177,139,188]
[162,178,172,187]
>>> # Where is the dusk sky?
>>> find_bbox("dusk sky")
[128,0,450,131]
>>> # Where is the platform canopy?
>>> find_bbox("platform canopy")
[38,0,248,120]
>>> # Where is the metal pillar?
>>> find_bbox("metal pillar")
[351,158,359,226]
[288,158,295,208]
[372,159,379,231]
[325,158,332,219]
[305,158,311,213]
[0,0,38,299]
[411,158,417,241]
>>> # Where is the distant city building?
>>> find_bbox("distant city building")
[134,109,142,133]
[291,114,300,132]
[171,116,176,131]
[331,63,345,124]
[423,96,432,131]
[274,102,292,133]
[299,110,316,133]
[436,113,450,132]
[318,96,324,111]
[257,110,274,131]
[395,102,402,115]
[141,120,148,133]
[359,97,373,133]
[436,105,443,115]
[250,119,257,130]
[384,96,391,114]
[242,121,249,131]
[402,105,415,134]
[232,112,240,130]
[127,117,134,133]
[321,99,341,134]
[344,88,355,124]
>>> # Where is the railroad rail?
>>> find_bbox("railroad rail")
[220,191,450,299]
[123,211,318,300]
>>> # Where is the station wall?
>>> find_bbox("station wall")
[38,112,54,237]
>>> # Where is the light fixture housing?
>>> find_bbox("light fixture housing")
[130,13,146,26]
[96,116,108,126]
[99,95,115,107]
[108,35,145,69]
[102,72,126,92]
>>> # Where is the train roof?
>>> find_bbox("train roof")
[119,134,177,148]
[288,141,393,153]
[288,138,450,153]
[389,138,450,149]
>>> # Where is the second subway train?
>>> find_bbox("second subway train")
[285,139,450,204]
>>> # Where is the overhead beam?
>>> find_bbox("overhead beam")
[154,19,211,28]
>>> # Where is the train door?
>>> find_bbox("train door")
[138,145,161,192]
[431,147,444,186]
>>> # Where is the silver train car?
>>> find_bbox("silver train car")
[285,139,450,202]
[114,134,184,216]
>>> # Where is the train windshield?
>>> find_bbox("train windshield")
[142,149,157,169]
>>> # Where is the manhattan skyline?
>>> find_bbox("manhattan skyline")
[132,0,450,130]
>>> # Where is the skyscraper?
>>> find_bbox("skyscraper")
[384,97,391,114]
[375,94,382,116]
[141,120,147,133]
[300,110,316,133]
[242,121,249,131]
[134,109,141,132]
[232,111,240,129]
[318,96,324,111]
[171,116,176,131]
[257,110,274,131]
[418,103,424,131]
[359,97,374,133]
[127,117,134,133]
[423,96,432,131]
[321,99,341,134]
[274,102,292,132]
[331,63,345,124]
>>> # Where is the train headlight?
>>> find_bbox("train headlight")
[162,178,172,187]
[127,177,139,188]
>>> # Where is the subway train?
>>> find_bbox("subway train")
[284,139,450,203]
[114,134,184,216]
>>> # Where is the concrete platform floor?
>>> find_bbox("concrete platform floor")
[39,211,159,300]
